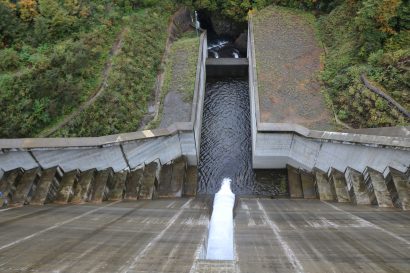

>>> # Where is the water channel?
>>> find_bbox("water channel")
[197,17,288,197]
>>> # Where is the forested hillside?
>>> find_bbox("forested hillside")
[0,0,175,138]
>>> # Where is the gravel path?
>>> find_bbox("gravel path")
[254,6,333,130]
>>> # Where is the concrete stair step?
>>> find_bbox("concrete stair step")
[287,165,303,198]
[191,260,237,273]
[385,167,409,210]
[314,168,336,201]
[345,167,371,205]
[54,170,79,204]
[300,170,317,199]
[71,169,96,204]
[328,168,351,203]
[139,161,159,200]
[31,167,63,205]
[90,168,113,203]
[12,168,41,205]
[108,171,127,201]
[0,168,23,207]
[364,167,394,208]
[125,167,144,200]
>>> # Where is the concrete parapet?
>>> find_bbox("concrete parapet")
[91,168,113,203]
[287,165,303,198]
[54,170,79,204]
[364,167,393,207]
[314,168,336,201]
[345,167,371,205]
[385,167,409,210]
[71,169,95,204]
[300,170,317,199]
[125,167,143,200]
[139,162,159,200]
[12,168,40,205]
[108,172,127,201]
[31,167,62,205]
[329,168,350,203]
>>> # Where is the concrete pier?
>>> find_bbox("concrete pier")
[125,168,143,200]
[314,169,337,201]
[54,170,79,204]
[91,168,112,203]
[345,167,371,205]
[12,168,40,205]
[287,165,303,198]
[329,168,350,203]
[139,162,158,200]
[108,172,127,201]
[31,167,62,205]
[385,167,409,210]
[71,169,95,204]
[364,167,394,207]
[300,170,316,199]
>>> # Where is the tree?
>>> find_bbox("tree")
[18,0,38,22]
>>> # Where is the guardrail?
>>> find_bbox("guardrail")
[0,31,208,173]
[247,16,410,173]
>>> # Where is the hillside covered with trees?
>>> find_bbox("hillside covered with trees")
[0,0,408,138]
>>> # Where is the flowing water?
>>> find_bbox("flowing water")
[198,78,254,194]
[197,76,288,196]
[207,35,242,59]
[199,35,288,196]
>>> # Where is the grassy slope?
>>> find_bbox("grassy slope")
[52,9,172,137]
[147,31,199,129]
[0,2,176,138]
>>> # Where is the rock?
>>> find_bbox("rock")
[234,32,248,53]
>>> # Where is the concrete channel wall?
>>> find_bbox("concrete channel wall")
[247,17,410,174]
[0,32,208,173]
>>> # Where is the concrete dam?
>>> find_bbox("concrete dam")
[0,19,409,273]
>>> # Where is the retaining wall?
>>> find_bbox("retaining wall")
[247,17,410,174]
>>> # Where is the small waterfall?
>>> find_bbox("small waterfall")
[232,49,239,58]
[206,178,235,260]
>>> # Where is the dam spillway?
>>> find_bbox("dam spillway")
[198,77,253,195]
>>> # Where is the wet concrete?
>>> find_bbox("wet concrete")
[0,198,209,273]
[235,199,410,273]
[0,198,409,272]
[1,198,409,272]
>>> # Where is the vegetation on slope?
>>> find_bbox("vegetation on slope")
[147,31,199,129]
[318,0,409,128]
[254,0,409,128]
[0,0,176,138]
[52,9,171,137]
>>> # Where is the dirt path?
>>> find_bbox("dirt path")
[38,29,126,137]
[253,6,334,130]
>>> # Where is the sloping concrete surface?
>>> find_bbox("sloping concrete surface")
[0,199,409,272]
[236,199,410,273]
[0,198,208,273]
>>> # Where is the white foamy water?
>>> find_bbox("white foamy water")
[206,178,235,260]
